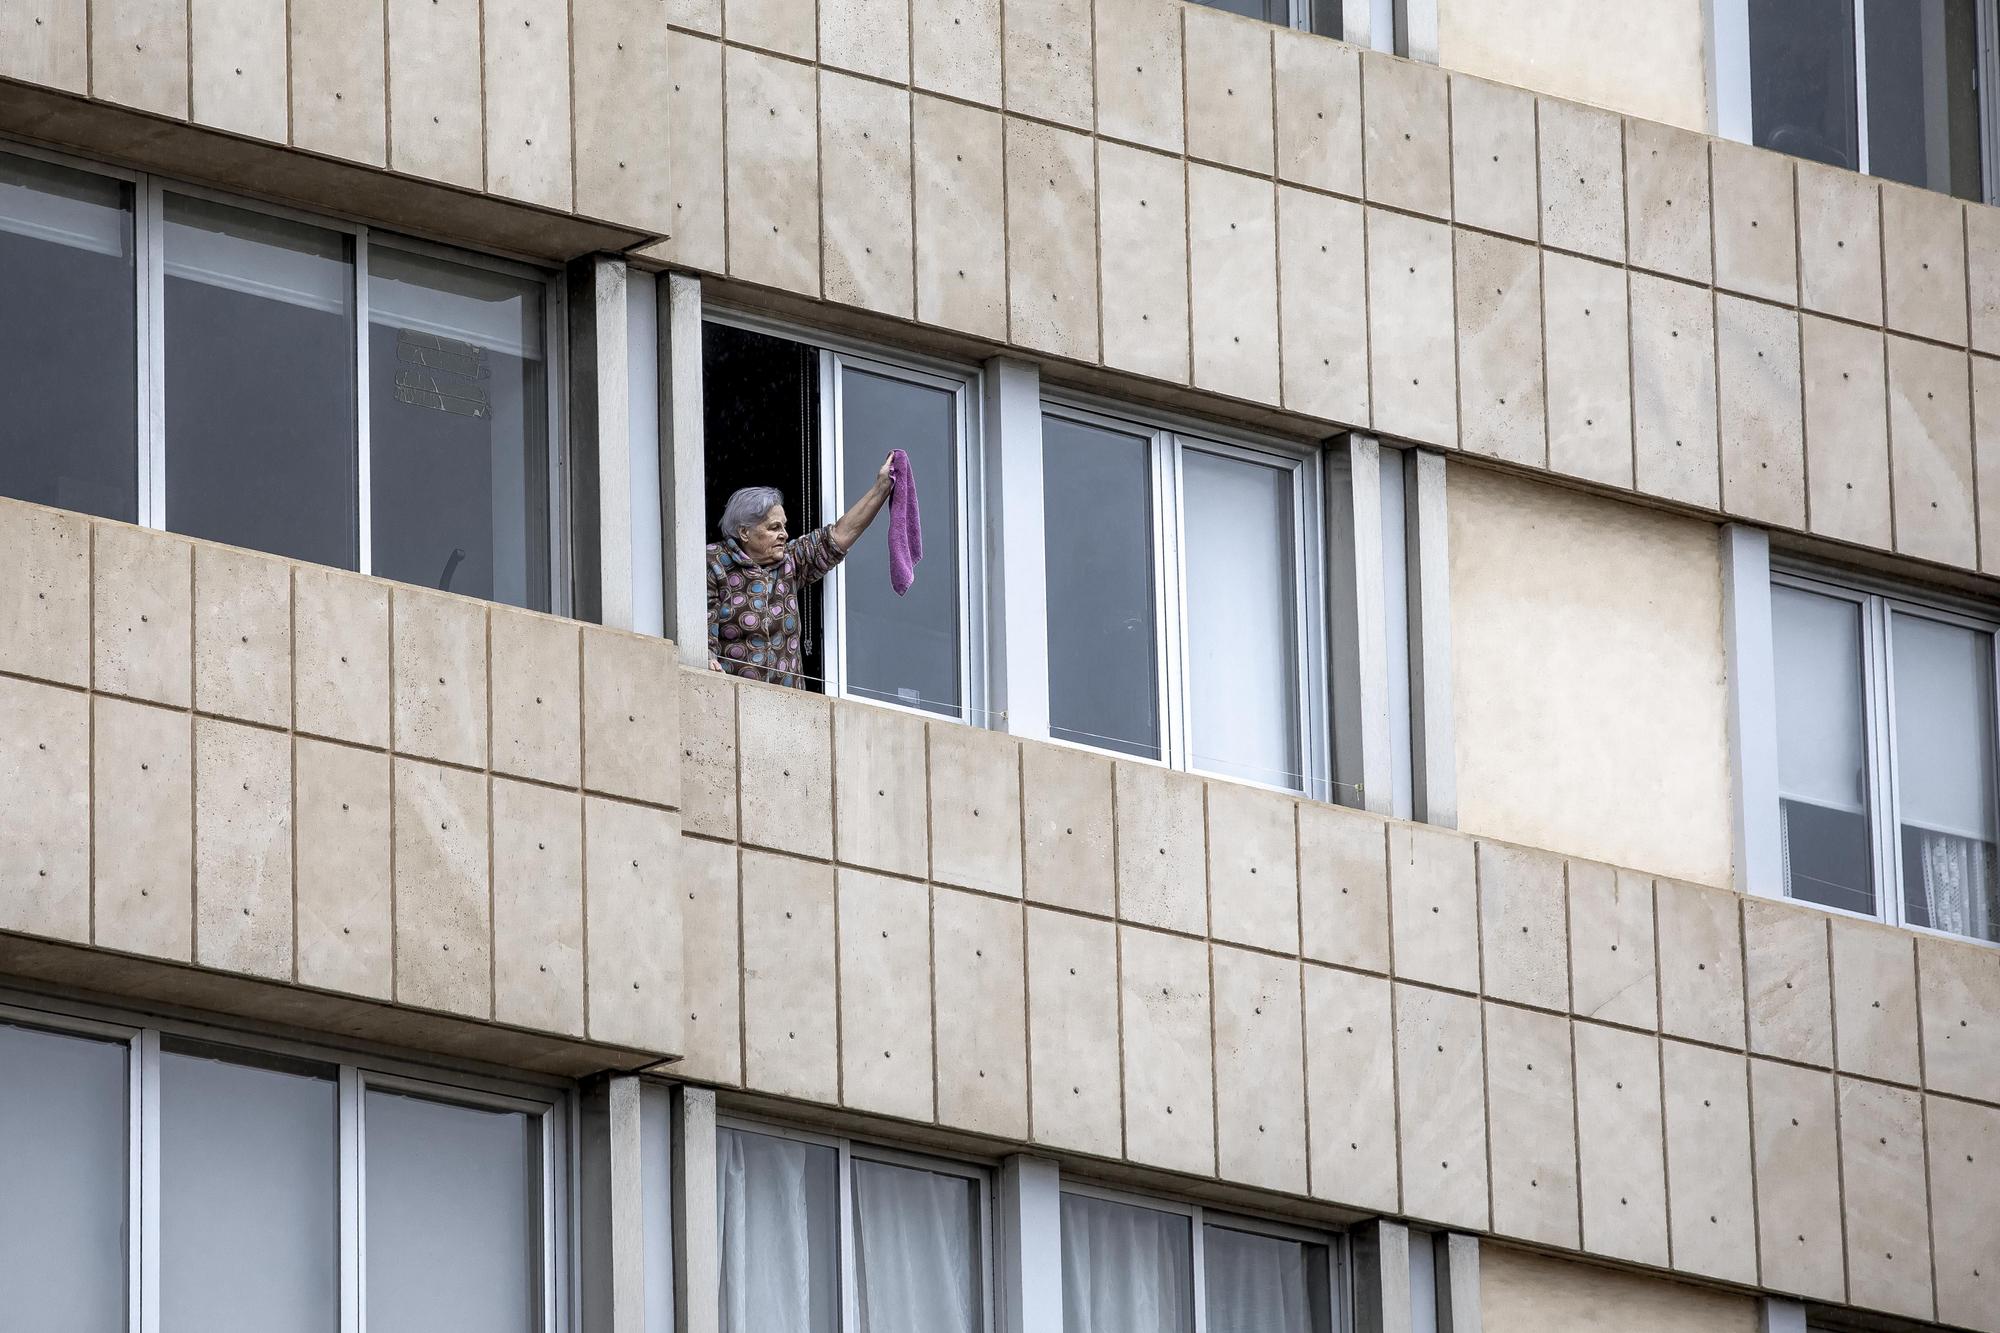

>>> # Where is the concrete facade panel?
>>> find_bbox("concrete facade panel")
[1802,315,1893,548]
[193,544,291,729]
[1002,0,1092,129]
[1273,30,1361,199]
[572,0,675,233]
[292,565,390,750]
[1751,1058,1847,1301]
[737,682,833,860]
[1361,52,1450,220]
[1205,779,1298,956]
[1655,877,1745,1049]
[819,0,907,83]
[0,0,85,91]
[1566,862,1656,1030]
[1120,926,1216,1176]
[391,585,488,770]
[1003,119,1099,362]
[1387,822,1479,991]
[927,723,1022,897]
[1972,202,2000,356]
[1711,139,1798,304]
[490,608,581,789]
[290,0,388,168]
[294,737,392,1000]
[1098,143,1191,384]
[820,73,916,320]
[386,0,483,189]
[1450,75,1538,242]
[662,32,727,272]
[1184,8,1274,176]
[933,887,1029,1139]
[391,759,490,1019]
[1094,0,1183,152]
[491,779,586,1036]
[677,834,741,1084]
[1303,964,1398,1212]
[912,94,1009,341]
[1367,209,1458,447]
[1716,293,1806,528]
[1188,165,1280,405]
[1978,356,2000,575]
[91,0,189,117]
[92,697,192,961]
[832,700,928,879]
[1838,1079,1934,1320]
[1477,842,1569,1011]
[1542,251,1635,488]
[189,0,287,141]
[1212,944,1307,1193]
[1276,187,1368,425]
[666,0,721,36]
[1660,1038,1757,1285]
[1918,933,2000,1104]
[1479,1242,1758,1332]
[0,503,88,688]
[1394,983,1488,1229]
[1830,917,1919,1086]
[1298,802,1389,974]
[1538,98,1625,263]
[724,48,821,295]
[740,850,838,1103]
[1798,163,1883,326]
[1114,762,1208,935]
[1022,742,1116,916]
[1883,182,1968,346]
[1630,271,1720,509]
[1484,1002,1581,1249]
[912,0,1001,106]
[1742,896,1832,1067]
[1435,0,1709,131]
[725,0,815,59]
[837,868,935,1122]
[1455,230,1547,469]
[1572,1020,1668,1266]
[1623,119,1711,284]
[0,677,89,943]
[1927,1094,2000,1332]
[1026,907,1123,1157]
[1887,335,1977,569]
[192,718,293,982]
[93,522,191,709]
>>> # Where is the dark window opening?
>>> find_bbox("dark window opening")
[1188,0,1340,36]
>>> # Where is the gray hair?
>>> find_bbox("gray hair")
[719,486,785,544]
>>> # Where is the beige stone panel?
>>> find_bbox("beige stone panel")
[1918,932,2000,1103]
[821,74,915,320]
[928,724,1021,897]
[193,545,290,729]
[1114,762,1207,935]
[726,0,813,57]
[1121,927,1216,1176]
[1660,1039,1757,1285]
[832,701,928,879]
[1712,139,1798,304]
[491,780,584,1036]
[913,0,1001,105]
[1979,357,2000,575]
[1298,803,1388,973]
[390,586,486,769]
[1455,231,1546,469]
[1477,842,1568,1012]
[0,0,86,90]
[1927,1094,2000,1332]
[677,833,741,1083]
[1749,1058,1846,1301]
[1395,984,1488,1229]
[189,0,286,141]
[1190,165,1280,405]
[1450,75,1537,242]
[572,0,674,233]
[1630,272,1719,509]
[740,850,838,1102]
[1883,181,1967,346]
[1435,0,1709,131]
[1388,822,1478,991]
[1717,293,1806,529]
[294,738,391,1000]
[1213,946,1306,1193]
[1276,187,1368,426]
[737,682,832,860]
[1567,863,1655,1030]
[1572,1021,1668,1267]
[93,698,192,959]
[1888,335,1977,568]
[0,503,88,688]
[662,32,726,272]
[1837,1079,1933,1320]
[93,522,190,709]
[725,48,820,296]
[0,678,88,942]
[1361,52,1450,220]
[490,608,580,789]
[1303,965,1397,1212]
[1623,119,1711,284]
[392,759,490,1019]
[1538,98,1625,263]
[386,0,482,189]
[1098,143,1191,384]
[1478,1243,1758,1333]
[293,565,389,749]
[1002,0,1092,129]
[838,869,935,1122]
[1205,782,1297,955]
[934,888,1028,1138]
[1273,29,1360,198]
[1973,203,2000,356]
[1802,316,1893,548]
[91,0,188,116]
[1184,8,1274,175]
[193,719,292,981]
[291,0,387,167]
[1655,878,1745,1049]
[1004,120,1099,363]
[1094,0,1183,153]
[1829,917,1918,1086]
[1485,1003,1581,1249]
[1742,896,1831,1067]
[1542,252,1634,488]
[682,674,737,837]
[820,0,907,81]
[584,628,680,809]
[913,95,1008,342]
[477,1,571,206]
[1366,209,1458,447]
[1023,744,1115,915]
[1798,162,1883,326]
[666,0,721,33]
[1026,907,1123,1156]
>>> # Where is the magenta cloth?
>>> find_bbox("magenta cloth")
[887,448,923,595]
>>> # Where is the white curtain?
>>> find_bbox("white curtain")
[1060,1194,1195,1333]
[1203,1226,1323,1333]
[717,1129,838,1333]
[1917,831,1997,940]
[853,1160,978,1333]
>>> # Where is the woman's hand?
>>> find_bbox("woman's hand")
[876,453,895,491]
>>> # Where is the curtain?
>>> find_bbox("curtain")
[717,1129,838,1333]
[1203,1226,1324,1333]
[853,1160,978,1333]
[1917,830,1997,940]
[1060,1194,1195,1333]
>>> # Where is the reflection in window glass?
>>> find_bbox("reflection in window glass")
[1749,0,1859,170]
[0,153,137,520]
[0,1021,127,1332]
[1044,415,1159,759]
[1204,1226,1333,1333]
[1863,0,1983,200]
[1773,586,1875,916]
[161,1047,338,1333]
[1060,1193,1195,1333]
[164,194,356,568]
[1892,613,2000,940]
[853,1159,980,1333]
[718,1128,840,1333]
[368,247,550,609]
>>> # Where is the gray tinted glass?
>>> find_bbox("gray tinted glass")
[1189,0,1290,21]
[1864,0,1983,199]
[0,153,137,521]
[1773,585,1874,916]
[1749,0,1859,170]
[1892,612,2000,940]
[164,194,357,567]
[1059,1193,1194,1333]
[1043,414,1159,759]
[1204,1226,1333,1333]
[852,1159,980,1333]
[718,1127,840,1333]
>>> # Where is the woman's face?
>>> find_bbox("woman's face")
[739,505,789,564]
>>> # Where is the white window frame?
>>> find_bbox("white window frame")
[0,986,575,1333]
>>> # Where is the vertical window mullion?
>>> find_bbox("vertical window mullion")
[354,229,372,576]
[1189,1205,1209,1333]
[1855,0,1874,176]
[339,1067,363,1333]
[137,1029,161,1333]
[838,1139,860,1333]
[548,275,570,618]
[820,350,846,701]
[125,1030,145,1333]
[143,178,167,532]
[1870,594,1903,925]
[1158,431,1189,773]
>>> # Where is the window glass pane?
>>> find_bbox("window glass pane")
[1773,585,1875,915]
[1204,1226,1333,1333]
[1749,0,1860,170]
[365,1088,539,1333]
[1892,612,2000,940]
[1182,447,1302,789]
[0,1020,127,1331]
[838,365,961,715]
[161,1046,337,1333]
[368,245,551,609]
[0,153,137,520]
[1189,0,1291,21]
[164,194,357,567]
[1043,415,1160,759]
[1864,0,1983,199]
[718,1128,839,1333]
[852,1159,980,1333]
[1060,1193,1194,1333]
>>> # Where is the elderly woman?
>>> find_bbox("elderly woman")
[707,455,896,684]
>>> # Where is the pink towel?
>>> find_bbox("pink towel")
[888,448,923,596]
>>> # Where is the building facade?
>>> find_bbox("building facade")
[2,0,1999,1330]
